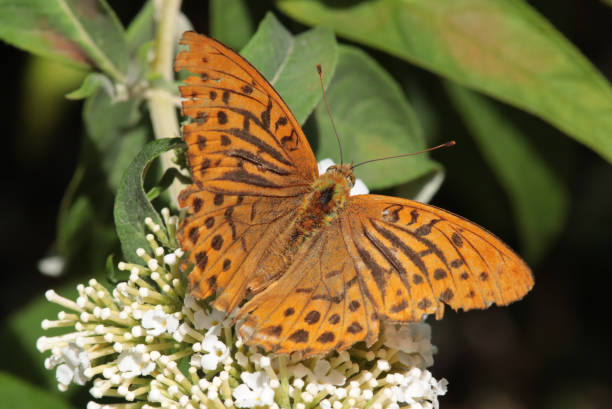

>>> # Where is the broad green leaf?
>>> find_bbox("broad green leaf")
[278,0,612,163]
[124,0,156,84]
[17,55,85,160]
[241,13,338,125]
[0,0,128,81]
[65,72,112,100]
[210,0,255,50]
[107,253,129,283]
[55,161,116,279]
[57,189,95,261]
[309,46,439,190]
[0,372,76,409]
[446,83,568,262]
[114,138,183,264]
[126,0,155,53]
[83,89,150,191]
[147,168,191,201]
[2,299,62,393]
[57,88,149,273]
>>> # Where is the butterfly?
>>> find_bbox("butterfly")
[174,31,534,357]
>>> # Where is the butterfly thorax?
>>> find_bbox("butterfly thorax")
[290,164,354,246]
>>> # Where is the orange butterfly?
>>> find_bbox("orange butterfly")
[174,32,534,357]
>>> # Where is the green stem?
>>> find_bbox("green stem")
[277,355,292,408]
[147,0,183,204]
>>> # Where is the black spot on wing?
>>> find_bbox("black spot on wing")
[317,332,335,343]
[288,329,308,343]
[195,251,207,270]
[192,197,203,213]
[347,322,363,334]
[304,311,321,324]
[261,98,272,129]
[274,116,288,131]
[452,232,463,247]
[220,134,231,146]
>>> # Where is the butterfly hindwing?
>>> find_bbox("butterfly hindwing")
[237,224,378,356]
[178,188,302,313]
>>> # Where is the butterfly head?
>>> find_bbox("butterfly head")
[325,163,356,189]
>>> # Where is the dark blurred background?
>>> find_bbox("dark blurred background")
[1,1,610,408]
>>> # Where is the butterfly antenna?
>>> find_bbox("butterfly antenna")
[317,64,343,165]
[352,141,456,169]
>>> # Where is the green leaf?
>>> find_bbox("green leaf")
[241,13,338,125]
[16,55,85,161]
[210,0,255,50]
[114,138,183,263]
[65,72,112,100]
[446,83,568,262]
[57,87,150,274]
[55,162,118,280]
[147,167,192,201]
[0,372,76,409]
[83,89,150,191]
[278,0,612,163]
[2,297,63,393]
[309,46,440,191]
[57,189,95,260]
[106,253,128,283]
[0,0,129,81]
[126,0,155,53]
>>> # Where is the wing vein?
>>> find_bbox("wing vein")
[341,213,378,337]
[368,220,440,311]
[360,220,414,314]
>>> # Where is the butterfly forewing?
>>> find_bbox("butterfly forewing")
[175,32,318,312]
[345,195,534,321]
[175,31,318,197]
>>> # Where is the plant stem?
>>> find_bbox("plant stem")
[277,355,291,408]
[147,0,183,204]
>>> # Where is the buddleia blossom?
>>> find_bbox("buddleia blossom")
[37,208,447,408]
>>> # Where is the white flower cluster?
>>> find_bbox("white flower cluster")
[37,209,447,408]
